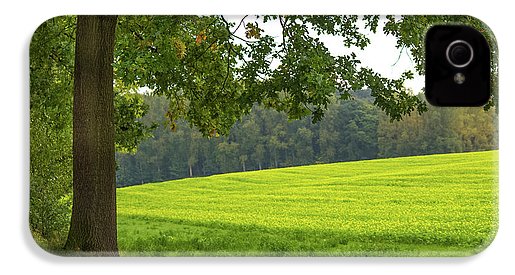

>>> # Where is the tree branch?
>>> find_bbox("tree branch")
[220,43,233,94]
[232,15,248,35]
[221,15,261,44]
[278,16,288,55]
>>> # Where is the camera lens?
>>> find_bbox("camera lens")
[446,40,474,68]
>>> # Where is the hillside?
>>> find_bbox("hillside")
[117,150,498,256]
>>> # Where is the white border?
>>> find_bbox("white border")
[3,1,513,274]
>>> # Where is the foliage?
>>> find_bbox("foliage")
[113,15,435,138]
[116,92,497,186]
[377,95,498,158]
[117,151,498,256]
[114,84,157,153]
[30,16,75,249]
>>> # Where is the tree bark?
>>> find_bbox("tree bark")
[64,15,118,255]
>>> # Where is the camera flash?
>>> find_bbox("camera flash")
[454,73,466,84]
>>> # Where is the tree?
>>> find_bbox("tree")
[337,99,379,160]
[376,93,498,158]
[239,154,248,172]
[254,143,266,170]
[293,127,314,165]
[317,98,340,163]
[234,114,261,170]
[31,15,496,254]
[216,141,240,173]
[30,16,75,249]
[64,16,118,255]
[187,131,202,177]
[269,124,289,168]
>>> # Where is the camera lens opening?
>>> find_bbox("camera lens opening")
[446,40,474,68]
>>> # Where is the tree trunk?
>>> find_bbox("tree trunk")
[189,164,193,177]
[64,15,118,255]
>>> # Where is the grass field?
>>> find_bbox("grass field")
[117,150,498,256]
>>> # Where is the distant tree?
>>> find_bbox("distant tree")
[235,114,261,170]
[254,143,266,170]
[377,95,497,157]
[293,127,315,165]
[454,107,498,151]
[239,154,248,172]
[269,124,289,168]
[317,99,340,163]
[187,131,202,177]
[337,100,379,160]
[216,141,241,173]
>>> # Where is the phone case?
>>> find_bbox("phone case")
[29,15,498,256]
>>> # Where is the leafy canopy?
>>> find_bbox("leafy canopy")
[113,15,435,138]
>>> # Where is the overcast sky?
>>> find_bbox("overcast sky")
[227,15,425,94]
[137,16,425,95]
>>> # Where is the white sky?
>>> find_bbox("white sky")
[138,16,424,95]
[227,16,424,94]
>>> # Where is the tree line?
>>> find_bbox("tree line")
[116,90,498,187]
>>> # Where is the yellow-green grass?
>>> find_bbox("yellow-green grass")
[117,150,498,256]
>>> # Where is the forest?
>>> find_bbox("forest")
[115,90,498,187]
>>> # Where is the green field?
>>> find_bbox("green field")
[117,150,498,256]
